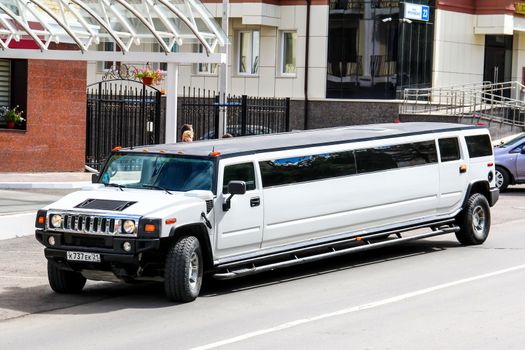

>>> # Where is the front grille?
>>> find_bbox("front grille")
[49,212,139,236]
[63,214,117,234]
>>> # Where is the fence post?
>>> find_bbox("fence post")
[241,95,248,136]
[285,97,290,131]
[214,94,220,139]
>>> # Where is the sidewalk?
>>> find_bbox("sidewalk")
[0,172,92,189]
[0,173,91,240]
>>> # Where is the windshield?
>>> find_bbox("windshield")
[497,133,525,148]
[100,153,215,192]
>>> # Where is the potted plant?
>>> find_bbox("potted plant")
[2,106,24,129]
[133,67,165,86]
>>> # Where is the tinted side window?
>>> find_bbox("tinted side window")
[355,141,437,174]
[438,138,461,162]
[465,135,493,158]
[259,151,356,187]
[223,163,256,193]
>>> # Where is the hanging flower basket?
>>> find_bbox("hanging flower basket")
[134,66,164,86]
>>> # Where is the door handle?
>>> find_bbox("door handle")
[250,197,260,207]
[459,164,467,174]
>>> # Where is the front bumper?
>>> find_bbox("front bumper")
[489,187,499,207]
[35,230,160,270]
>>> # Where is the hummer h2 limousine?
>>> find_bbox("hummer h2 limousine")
[35,122,499,302]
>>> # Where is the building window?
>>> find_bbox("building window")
[195,44,218,75]
[238,31,259,75]
[326,0,435,99]
[0,59,27,130]
[101,42,120,71]
[159,41,178,72]
[281,31,297,75]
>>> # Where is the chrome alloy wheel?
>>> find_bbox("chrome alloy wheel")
[472,205,487,239]
[495,170,504,189]
[188,251,199,289]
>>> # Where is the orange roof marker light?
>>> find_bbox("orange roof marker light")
[209,151,221,157]
[112,146,122,151]
[393,119,401,124]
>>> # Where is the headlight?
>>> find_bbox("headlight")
[122,220,136,234]
[50,214,63,228]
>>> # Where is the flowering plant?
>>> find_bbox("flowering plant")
[2,106,24,123]
[133,67,164,85]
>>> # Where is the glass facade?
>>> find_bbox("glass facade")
[326,0,435,99]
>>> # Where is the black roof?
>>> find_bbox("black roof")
[125,122,479,158]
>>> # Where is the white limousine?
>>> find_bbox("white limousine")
[35,122,499,302]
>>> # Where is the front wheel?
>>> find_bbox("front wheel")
[47,261,86,293]
[455,193,491,245]
[164,236,203,303]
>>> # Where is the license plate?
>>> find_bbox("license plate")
[66,251,101,263]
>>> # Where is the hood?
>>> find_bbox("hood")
[43,187,213,217]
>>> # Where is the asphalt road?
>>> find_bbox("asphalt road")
[1,187,524,349]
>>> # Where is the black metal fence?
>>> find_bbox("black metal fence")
[86,79,163,170]
[179,87,290,140]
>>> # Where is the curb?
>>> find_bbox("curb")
[0,211,36,240]
[0,182,90,190]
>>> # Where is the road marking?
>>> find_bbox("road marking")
[191,264,525,350]
[0,275,47,279]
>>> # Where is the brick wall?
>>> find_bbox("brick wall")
[290,99,400,130]
[0,59,86,172]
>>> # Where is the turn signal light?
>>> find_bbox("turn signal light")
[38,216,45,225]
[144,224,156,232]
[165,218,177,225]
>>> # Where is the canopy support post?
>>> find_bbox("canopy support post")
[165,62,179,143]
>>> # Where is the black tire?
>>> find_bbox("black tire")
[455,193,491,245]
[47,261,86,294]
[164,236,203,302]
[495,167,510,192]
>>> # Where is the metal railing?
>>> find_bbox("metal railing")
[400,81,525,128]
[179,87,290,140]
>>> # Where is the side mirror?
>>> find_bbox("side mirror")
[91,173,99,183]
[223,181,246,211]
[227,181,246,195]
[521,145,525,154]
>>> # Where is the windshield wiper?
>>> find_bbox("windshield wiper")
[142,184,172,195]
[104,183,125,191]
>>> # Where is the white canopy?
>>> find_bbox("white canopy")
[0,0,227,63]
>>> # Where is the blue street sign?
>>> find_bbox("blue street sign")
[421,6,430,21]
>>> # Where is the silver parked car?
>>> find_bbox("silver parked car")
[494,133,525,191]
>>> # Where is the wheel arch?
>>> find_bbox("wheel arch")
[166,223,214,270]
[462,181,491,208]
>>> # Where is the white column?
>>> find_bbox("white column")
[165,62,179,143]
[360,2,373,87]
[218,0,229,137]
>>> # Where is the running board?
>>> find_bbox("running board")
[213,225,459,280]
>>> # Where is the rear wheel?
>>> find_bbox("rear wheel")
[47,261,86,293]
[455,193,491,245]
[495,167,510,191]
[164,236,203,302]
